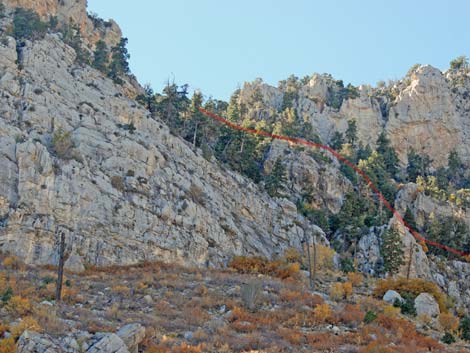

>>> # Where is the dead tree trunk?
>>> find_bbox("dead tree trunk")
[312,234,317,291]
[406,244,413,280]
[55,229,66,302]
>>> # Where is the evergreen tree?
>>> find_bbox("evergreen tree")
[404,207,417,230]
[406,149,432,182]
[61,22,90,65]
[108,37,130,83]
[187,91,205,147]
[381,228,404,275]
[377,132,399,175]
[330,131,344,150]
[155,82,189,132]
[92,40,109,73]
[11,8,48,40]
[345,119,358,145]
[265,158,287,197]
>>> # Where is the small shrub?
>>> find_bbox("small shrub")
[187,184,206,205]
[329,283,344,301]
[364,310,377,324]
[111,176,126,192]
[347,272,363,287]
[5,296,32,316]
[329,282,352,301]
[0,337,16,353]
[10,316,42,338]
[229,256,300,280]
[439,312,459,333]
[342,281,353,298]
[382,305,400,318]
[441,332,455,345]
[1,287,13,304]
[241,281,262,311]
[111,285,130,297]
[303,244,335,272]
[52,129,74,159]
[313,303,331,323]
[340,258,355,273]
[460,317,470,341]
[393,293,416,317]
[2,256,22,270]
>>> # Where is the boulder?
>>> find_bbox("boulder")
[414,293,440,318]
[383,290,403,305]
[86,333,129,353]
[16,331,62,353]
[116,324,145,353]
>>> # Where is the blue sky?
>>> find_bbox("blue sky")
[88,0,469,100]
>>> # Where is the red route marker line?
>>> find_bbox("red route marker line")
[199,107,470,259]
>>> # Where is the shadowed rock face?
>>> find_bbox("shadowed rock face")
[0,33,325,269]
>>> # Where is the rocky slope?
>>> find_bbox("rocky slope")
[1,0,122,47]
[240,66,470,168]
[0,0,469,315]
[0,33,329,270]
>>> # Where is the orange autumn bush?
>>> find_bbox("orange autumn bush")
[229,256,300,279]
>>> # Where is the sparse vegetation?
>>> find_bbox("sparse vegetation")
[52,129,74,159]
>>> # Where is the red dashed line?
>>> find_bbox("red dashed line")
[199,107,470,259]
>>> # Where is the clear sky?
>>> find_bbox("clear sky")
[88,0,469,100]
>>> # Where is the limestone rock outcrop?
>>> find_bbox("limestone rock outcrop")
[2,0,122,48]
[414,292,440,318]
[0,34,320,268]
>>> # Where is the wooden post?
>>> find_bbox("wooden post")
[55,229,66,302]
[312,234,317,291]
[305,234,313,290]
[406,243,413,280]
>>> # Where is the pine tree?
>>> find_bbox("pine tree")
[62,22,90,65]
[345,120,357,145]
[377,132,399,175]
[93,40,109,73]
[108,37,130,83]
[187,91,204,147]
[381,228,404,275]
[407,149,432,182]
[265,158,287,197]
[330,131,344,150]
[404,207,417,230]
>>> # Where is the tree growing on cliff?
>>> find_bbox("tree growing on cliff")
[92,40,109,73]
[11,8,48,40]
[450,55,468,70]
[345,119,358,145]
[406,149,432,182]
[265,158,287,197]
[108,37,130,83]
[377,132,399,175]
[381,228,404,275]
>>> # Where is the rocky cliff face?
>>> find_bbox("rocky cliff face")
[239,66,470,168]
[0,33,327,270]
[2,0,122,47]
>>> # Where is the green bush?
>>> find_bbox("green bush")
[1,287,13,304]
[11,8,49,40]
[363,310,377,324]
[441,332,455,345]
[52,129,74,159]
[460,317,470,341]
[393,293,416,317]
